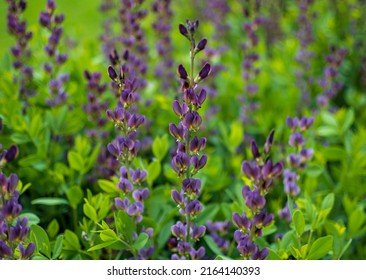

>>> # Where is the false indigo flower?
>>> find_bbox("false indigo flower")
[152,0,175,91]
[233,130,283,259]
[0,130,34,259]
[279,116,314,220]
[6,0,35,101]
[105,46,150,259]
[317,47,347,109]
[169,20,211,260]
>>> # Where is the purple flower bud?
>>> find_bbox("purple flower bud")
[190,246,205,260]
[171,221,187,240]
[182,111,202,131]
[189,136,207,154]
[191,155,207,172]
[300,148,314,162]
[132,188,149,202]
[186,200,202,216]
[289,132,305,147]
[197,63,211,81]
[182,178,201,196]
[287,154,301,168]
[115,197,129,211]
[252,248,268,260]
[171,190,185,207]
[186,19,199,33]
[177,64,188,80]
[130,168,147,184]
[232,212,251,231]
[299,117,314,131]
[169,123,186,142]
[117,178,133,193]
[196,38,207,53]
[241,161,260,181]
[243,188,266,212]
[171,254,186,260]
[284,182,300,197]
[177,241,191,255]
[54,14,65,25]
[191,225,206,240]
[127,202,144,217]
[4,145,19,163]
[251,141,260,160]
[194,88,207,108]
[39,12,51,27]
[172,100,189,118]
[179,24,189,37]
[19,243,35,259]
[171,152,190,176]
[108,66,118,81]
[253,210,274,229]
[264,129,275,154]
[0,241,13,258]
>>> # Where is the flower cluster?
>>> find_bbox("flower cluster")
[239,8,266,124]
[317,47,348,109]
[233,131,283,259]
[107,53,152,259]
[295,0,315,106]
[152,0,175,91]
[117,0,149,90]
[278,116,314,221]
[6,0,35,99]
[169,20,211,260]
[0,119,35,260]
[39,0,69,106]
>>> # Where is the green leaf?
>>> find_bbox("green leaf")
[83,201,98,223]
[100,229,118,242]
[348,208,365,237]
[305,163,324,177]
[321,193,335,212]
[147,160,161,185]
[85,142,101,172]
[306,235,333,260]
[316,126,338,137]
[52,235,64,260]
[321,111,338,127]
[30,224,51,259]
[66,186,83,208]
[115,210,135,243]
[293,210,305,236]
[88,240,117,252]
[267,249,282,260]
[152,135,169,161]
[204,235,222,256]
[323,147,347,161]
[342,109,354,132]
[196,203,220,225]
[31,198,69,206]
[68,151,84,172]
[133,233,149,250]
[98,179,118,194]
[280,230,297,251]
[10,132,31,144]
[47,219,60,240]
[63,230,80,251]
